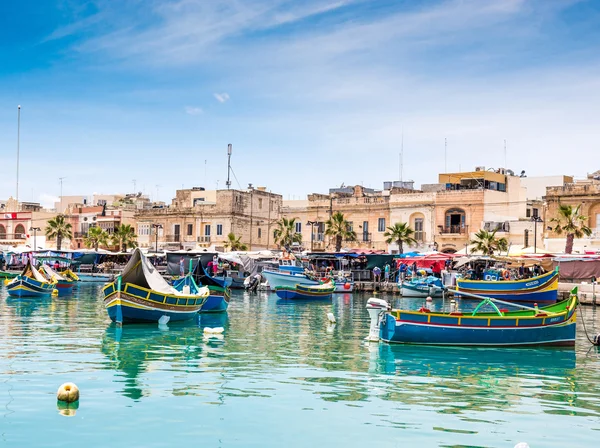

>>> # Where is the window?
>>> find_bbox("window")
[258,198,263,209]
[174,224,180,235]
[187,224,193,236]
[524,229,529,247]
[295,222,302,233]
[216,224,223,236]
[526,208,531,218]
[258,228,262,239]
[204,224,211,236]
[0,224,5,239]
[14,224,26,238]
[532,208,539,218]
[378,218,385,232]
[346,221,353,232]
[362,221,369,242]
[414,218,424,242]
[444,209,466,233]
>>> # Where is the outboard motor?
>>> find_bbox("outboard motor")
[246,274,261,293]
[365,298,389,342]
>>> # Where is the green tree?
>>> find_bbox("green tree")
[325,212,356,252]
[550,204,592,254]
[469,229,508,255]
[384,222,417,255]
[45,215,73,250]
[223,232,248,251]
[273,217,302,249]
[84,226,109,251]
[112,224,138,252]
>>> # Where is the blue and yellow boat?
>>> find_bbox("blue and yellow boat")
[172,264,230,313]
[275,283,335,300]
[39,264,78,296]
[5,261,56,298]
[103,249,209,324]
[456,269,559,304]
[374,289,577,347]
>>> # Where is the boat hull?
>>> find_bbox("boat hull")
[379,296,577,347]
[6,277,55,298]
[456,271,559,303]
[400,282,443,298]
[76,273,114,282]
[275,285,334,300]
[0,270,19,280]
[262,270,317,290]
[201,288,230,313]
[103,282,205,324]
[55,281,75,296]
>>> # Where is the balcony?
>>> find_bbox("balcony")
[165,234,181,242]
[73,232,86,238]
[198,236,211,243]
[361,232,372,242]
[0,233,26,241]
[439,225,469,235]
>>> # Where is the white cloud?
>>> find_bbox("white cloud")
[213,93,230,103]
[184,106,203,115]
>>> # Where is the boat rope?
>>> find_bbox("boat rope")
[577,301,600,346]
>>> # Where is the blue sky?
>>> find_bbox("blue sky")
[1,0,599,207]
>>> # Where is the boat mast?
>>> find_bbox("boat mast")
[226,144,232,189]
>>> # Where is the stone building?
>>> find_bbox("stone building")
[544,171,600,253]
[135,187,282,251]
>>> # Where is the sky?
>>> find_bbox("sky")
[1,0,599,208]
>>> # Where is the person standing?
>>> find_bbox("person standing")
[179,256,185,277]
[373,266,382,283]
[399,262,407,282]
[518,262,525,279]
[431,261,442,278]
[384,263,391,283]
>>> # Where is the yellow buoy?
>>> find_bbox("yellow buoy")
[52,289,59,297]
[57,382,79,403]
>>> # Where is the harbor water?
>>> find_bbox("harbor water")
[1,285,600,447]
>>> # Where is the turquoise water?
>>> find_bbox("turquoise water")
[2,285,600,447]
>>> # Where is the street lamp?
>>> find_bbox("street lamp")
[152,224,163,253]
[531,216,543,254]
[29,226,41,250]
[307,221,317,252]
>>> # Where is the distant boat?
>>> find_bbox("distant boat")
[103,248,209,324]
[172,261,231,313]
[367,289,577,347]
[76,273,114,283]
[39,264,77,296]
[5,261,56,298]
[456,269,559,304]
[0,270,20,280]
[400,276,444,298]
[275,283,335,300]
[263,269,353,293]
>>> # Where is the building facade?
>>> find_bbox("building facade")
[135,187,283,251]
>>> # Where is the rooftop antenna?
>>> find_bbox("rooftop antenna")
[16,105,21,206]
[444,138,447,173]
[399,132,404,182]
[59,177,66,213]
[226,144,232,189]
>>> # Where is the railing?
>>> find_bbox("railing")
[0,233,26,240]
[414,231,425,242]
[198,236,211,243]
[165,234,180,242]
[361,232,372,242]
[439,225,468,235]
[73,232,86,238]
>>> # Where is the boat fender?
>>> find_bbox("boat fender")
[425,296,432,302]
[343,282,351,290]
[503,270,510,280]
[418,307,431,313]
[52,289,59,297]
[57,383,79,403]
[204,327,225,334]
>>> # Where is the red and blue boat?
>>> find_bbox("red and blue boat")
[456,269,559,304]
[275,283,335,300]
[172,261,230,313]
[368,289,577,347]
[39,264,78,296]
[5,261,56,298]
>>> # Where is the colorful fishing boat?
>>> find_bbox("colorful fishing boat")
[263,269,353,293]
[103,248,209,324]
[456,269,559,304]
[172,271,230,313]
[39,265,78,296]
[274,283,335,300]
[0,270,20,280]
[366,289,578,347]
[400,276,444,298]
[5,261,56,298]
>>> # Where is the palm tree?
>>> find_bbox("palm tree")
[273,217,302,249]
[550,204,592,254]
[223,232,248,251]
[325,212,356,252]
[112,224,138,252]
[384,222,417,255]
[469,229,508,255]
[45,215,73,250]
[84,226,109,251]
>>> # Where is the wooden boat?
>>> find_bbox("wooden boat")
[368,289,578,347]
[5,261,56,298]
[275,282,335,300]
[400,276,444,298]
[172,271,230,313]
[39,265,77,296]
[103,248,210,324]
[0,270,20,280]
[456,269,559,304]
